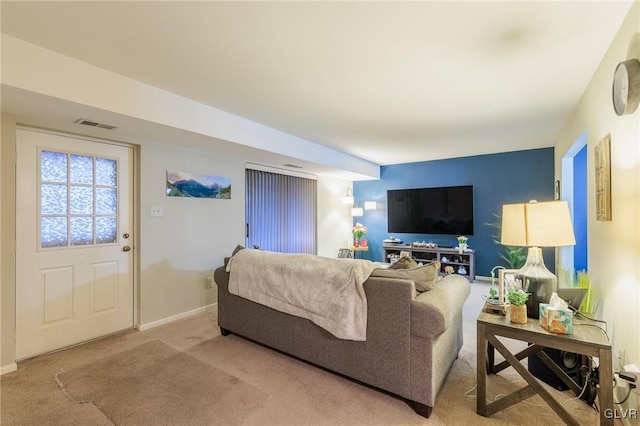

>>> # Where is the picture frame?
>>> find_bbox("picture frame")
[166,170,231,199]
[594,134,611,221]
[498,269,519,304]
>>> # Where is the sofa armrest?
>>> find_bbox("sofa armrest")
[410,275,471,339]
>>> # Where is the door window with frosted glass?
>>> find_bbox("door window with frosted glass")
[40,150,118,248]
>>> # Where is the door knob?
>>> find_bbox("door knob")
[123,246,131,252]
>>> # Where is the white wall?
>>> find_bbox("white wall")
[317,176,353,257]
[555,0,640,389]
[0,113,354,367]
[0,31,362,367]
[137,141,246,325]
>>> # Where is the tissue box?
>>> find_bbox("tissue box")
[539,304,573,334]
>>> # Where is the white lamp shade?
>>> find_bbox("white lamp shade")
[341,188,354,205]
[342,195,354,205]
[364,201,376,210]
[351,207,363,217]
[501,200,576,247]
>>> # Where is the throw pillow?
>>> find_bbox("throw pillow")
[406,261,441,292]
[372,261,441,292]
[389,256,418,270]
[231,244,245,256]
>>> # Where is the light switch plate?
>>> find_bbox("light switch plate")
[150,205,164,217]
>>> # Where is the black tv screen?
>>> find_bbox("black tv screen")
[387,185,474,235]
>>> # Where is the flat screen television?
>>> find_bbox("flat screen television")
[387,185,474,235]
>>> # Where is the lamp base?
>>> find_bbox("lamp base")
[515,247,557,319]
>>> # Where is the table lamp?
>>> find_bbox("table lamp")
[501,200,576,318]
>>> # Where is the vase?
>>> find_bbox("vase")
[517,247,557,319]
[509,305,527,324]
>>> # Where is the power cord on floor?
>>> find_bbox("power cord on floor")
[461,356,478,397]
[461,356,550,406]
[613,374,635,405]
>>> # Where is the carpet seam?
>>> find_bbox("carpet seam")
[54,371,121,425]
[53,372,93,404]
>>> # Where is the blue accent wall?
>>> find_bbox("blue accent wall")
[353,148,555,277]
[573,144,588,271]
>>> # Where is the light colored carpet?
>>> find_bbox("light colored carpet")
[1,281,607,425]
[55,340,268,425]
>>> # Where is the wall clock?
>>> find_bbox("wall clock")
[612,58,640,116]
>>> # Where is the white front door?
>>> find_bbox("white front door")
[16,128,134,360]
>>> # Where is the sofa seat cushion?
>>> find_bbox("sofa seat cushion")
[371,261,441,292]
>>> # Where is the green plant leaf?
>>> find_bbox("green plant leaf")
[507,289,529,305]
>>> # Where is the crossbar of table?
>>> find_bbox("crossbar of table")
[476,312,613,425]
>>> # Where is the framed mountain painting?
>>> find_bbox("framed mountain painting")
[166,171,231,199]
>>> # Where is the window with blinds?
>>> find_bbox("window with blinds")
[246,167,317,254]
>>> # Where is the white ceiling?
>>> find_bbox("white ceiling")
[0,1,634,173]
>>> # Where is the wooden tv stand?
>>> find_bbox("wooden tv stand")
[382,244,475,282]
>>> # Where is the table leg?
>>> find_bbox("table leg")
[477,322,487,416]
[598,348,614,426]
[486,341,495,374]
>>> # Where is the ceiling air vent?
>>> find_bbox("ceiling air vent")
[75,119,117,130]
[283,163,303,169]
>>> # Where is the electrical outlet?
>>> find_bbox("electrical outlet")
[618,347,626,366]
[205,277,214,289]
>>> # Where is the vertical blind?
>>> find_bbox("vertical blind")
[246,168,317,254]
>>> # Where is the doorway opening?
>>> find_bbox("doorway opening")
[561,130,588,275]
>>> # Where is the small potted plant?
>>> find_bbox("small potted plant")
[488,287,498,301]
[507,287,529,324]
[457,236,468,254]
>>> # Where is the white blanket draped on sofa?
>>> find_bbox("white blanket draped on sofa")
[226,249,376,341]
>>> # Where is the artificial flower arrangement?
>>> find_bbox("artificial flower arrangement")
[352,223,367,240]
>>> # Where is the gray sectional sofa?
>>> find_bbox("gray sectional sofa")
[214,258,470,418]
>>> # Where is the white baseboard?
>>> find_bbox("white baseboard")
[1,363,17,375]
[137,304,216,331]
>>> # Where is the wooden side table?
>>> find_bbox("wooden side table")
[349,246,368,259]
[476,311,613,425]
[337,247,368,259]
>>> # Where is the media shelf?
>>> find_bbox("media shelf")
[382,244,475,282]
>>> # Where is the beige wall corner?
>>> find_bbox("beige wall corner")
[555,0,640,382]
[317,176,353,258]
[1,116,17,370]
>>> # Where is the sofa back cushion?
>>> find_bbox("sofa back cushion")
[371,261,441,292]
[389,255,418,269]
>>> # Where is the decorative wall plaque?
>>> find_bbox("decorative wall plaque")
[594,134,611,221]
